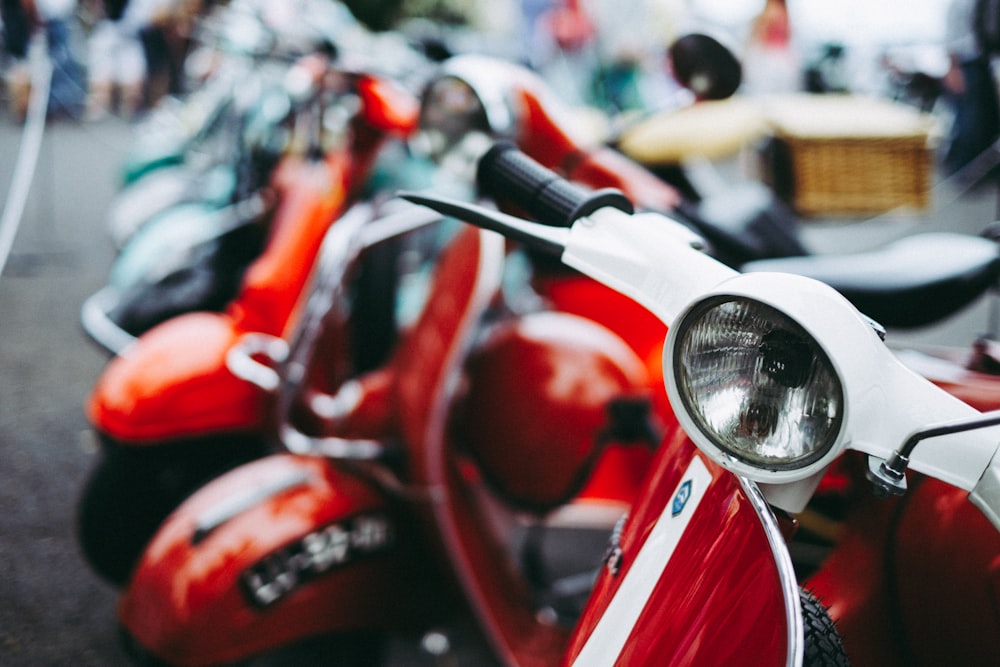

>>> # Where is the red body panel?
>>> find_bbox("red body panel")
[534,274,667,373]
[807,468,1000,667]
[892,477,1000,666]
[393,227,572,666]
[455,312,652,509]
[565,426,792,667]
[89,83,410,443]
[87,312,268,441]
[88,154,350,442]
[356,74,420,134]
[119,454,422,667]
[228,152,354,336]
[511,85,681,213]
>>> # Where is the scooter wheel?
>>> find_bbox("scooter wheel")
[801,587,849,667]
[76,435,269,586]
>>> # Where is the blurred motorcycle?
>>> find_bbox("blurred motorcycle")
[76,52,421,586]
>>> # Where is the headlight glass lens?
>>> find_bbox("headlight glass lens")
[673,296,843,470]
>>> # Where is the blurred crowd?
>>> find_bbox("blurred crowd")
[0,0,985,179]
[1,0,205,119]
[0,0,697,122]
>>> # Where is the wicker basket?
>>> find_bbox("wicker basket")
[760,94,936,217]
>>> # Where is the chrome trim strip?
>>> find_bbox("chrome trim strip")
[192,466,312,544]
[739,476,804,667]
[79,286,139,356]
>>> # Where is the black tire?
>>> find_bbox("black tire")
[120,624,385,667]
[801,587,850,667]
[77,435,270,586]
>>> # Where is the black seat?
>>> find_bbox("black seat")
[742,233,1000,329]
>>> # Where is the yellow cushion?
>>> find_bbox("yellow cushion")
[617,98,769,164]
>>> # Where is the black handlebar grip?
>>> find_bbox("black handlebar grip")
[477,141,633,227]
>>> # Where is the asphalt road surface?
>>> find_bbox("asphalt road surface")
[1,115,130,665]
[0,108,997,667]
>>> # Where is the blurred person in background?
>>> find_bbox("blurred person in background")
[35,0,85,116]
[531,0,685,112]
[1,0,84,119]
[942,0,1000,177]
[85,0,188,118]
[526,0,598,106]
[137,0,201,106]
[2,0,37,119]
[84,0,147,118]
[741,0,802,95]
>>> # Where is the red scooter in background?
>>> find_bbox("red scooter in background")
[76,44,689,589]
[114,190,666,666]
[76,52,422,587]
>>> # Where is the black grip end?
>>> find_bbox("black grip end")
[477,142,632,226]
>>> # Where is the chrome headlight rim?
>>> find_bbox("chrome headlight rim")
[669,293,846,477]
[414,75,493,162]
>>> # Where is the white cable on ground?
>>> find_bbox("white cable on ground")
[0,34,53,277]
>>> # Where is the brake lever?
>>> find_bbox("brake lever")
[398,191,569,257]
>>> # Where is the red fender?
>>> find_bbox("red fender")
[119,454,424,667]
[87,312,267,441]
[564,428,795,667]
[90,148,389,443]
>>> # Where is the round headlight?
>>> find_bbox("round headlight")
[671,296,843,472]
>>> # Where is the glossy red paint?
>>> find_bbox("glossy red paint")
[534,273,667,375]
[229,151,356,336]
[565,426,792,667]
[807,468,1000,667]
[455,311,652,510]
[87,312,269,441]
[356,74,420,135]
[804,457,902,667]
[510,86,680,213]
[392,226,572,666]
[89,75,418,444]
[532,273,672,419]
[88,154,351,442]
[892,477,1000,666]
[119,455,423,667]
[562,145,682,212]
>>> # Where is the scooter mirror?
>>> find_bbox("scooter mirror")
[668,32,742,101]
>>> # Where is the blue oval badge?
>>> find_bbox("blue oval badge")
[672,480,693,517]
